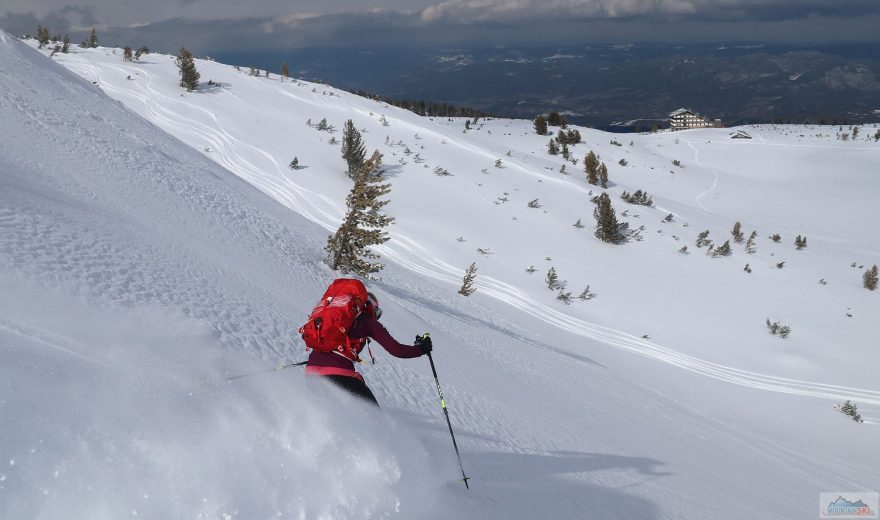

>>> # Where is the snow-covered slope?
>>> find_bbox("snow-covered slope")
[2,34,879,519]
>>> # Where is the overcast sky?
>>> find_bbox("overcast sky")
[3,0,879,52]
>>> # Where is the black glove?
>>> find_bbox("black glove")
[415,334,433,355]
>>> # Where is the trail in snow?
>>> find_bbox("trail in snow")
[687,140,719,211]
[379,237,880,405]
[71,61,345,230]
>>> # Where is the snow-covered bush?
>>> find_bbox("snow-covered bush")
[864,264,879,290]
[766,319,791,338]
[838,400,864,423]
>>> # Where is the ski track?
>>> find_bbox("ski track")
[71,61,345,231]
[687,140,719,211]
[61,54,880,408]
[0,319,113,367]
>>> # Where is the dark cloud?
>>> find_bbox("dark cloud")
[2,0,878,52]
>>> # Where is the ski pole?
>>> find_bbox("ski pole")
[225,361,307,382]
[423,334,470,489]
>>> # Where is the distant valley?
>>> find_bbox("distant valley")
[217,42,880,129]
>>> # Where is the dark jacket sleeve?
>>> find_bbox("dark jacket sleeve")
[357,319,423,358]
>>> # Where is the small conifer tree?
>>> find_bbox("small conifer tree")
[578,285,594,300]
[62,34,70,53]
[795,235,807,249]
[864,264,879,290]
[547,111,567,127]
[534,116,548,135]
[341,119,366,177]
[585,151,600,186]
[696,230,711,247]
[593,193,625,243]
[712,240,731,257]
[123,46,133,61]
[36,25,50,47]
[458,263,477,296]
[546,267,559,290]
[325,150,394,276]
[732,221,744,243]
[573,218,584,228]
[176,47,200,91]
[746,231,758,253]
[548,139,559,155]
[289,157,299,170]
[280,62,289,81]
[88,27,99,48]
[557,290,573,304]
[839,400,864,422]
[598,162,609,189]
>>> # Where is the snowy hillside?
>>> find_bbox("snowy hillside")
[2,33,879,519]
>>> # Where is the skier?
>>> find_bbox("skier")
[301,281,432,406]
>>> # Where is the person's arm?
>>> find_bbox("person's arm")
[363,319,423,358]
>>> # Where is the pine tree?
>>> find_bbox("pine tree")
[556,290,573,304]
[123,46,133,61]
[585,151,600,186]
[864,264,879,290]
[280,62,289,81]
[561,143,570,159]
[712,240,731,257]
[458,262,477,296]
[548,139,558,155]
[593,193,624,243]
[795,235,807,249]
[696,230,711,247]
[746,230,758,253]
[341,119,366,177]
[36,25,50,47]
[325,150,394,276]
[573,218,584,228]
[534,116,548,135]
[289,157,299,170]
[598,162,609,189]
[546,267,559,290]
[732,221,744,243]
[578,285,593,300]
[176,47,200,91]
[88,27,98,48]
[547,111,567,127]
[62,34,70,53]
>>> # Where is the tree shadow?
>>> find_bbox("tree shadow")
[380,164,404,178]
[376,283,604,368]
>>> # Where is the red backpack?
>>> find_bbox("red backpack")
[299,279,370,361]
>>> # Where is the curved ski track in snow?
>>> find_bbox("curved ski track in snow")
[72,61,345,231]
[688,140,719,211]
[70,59,880,406]
[379,238,880,406]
